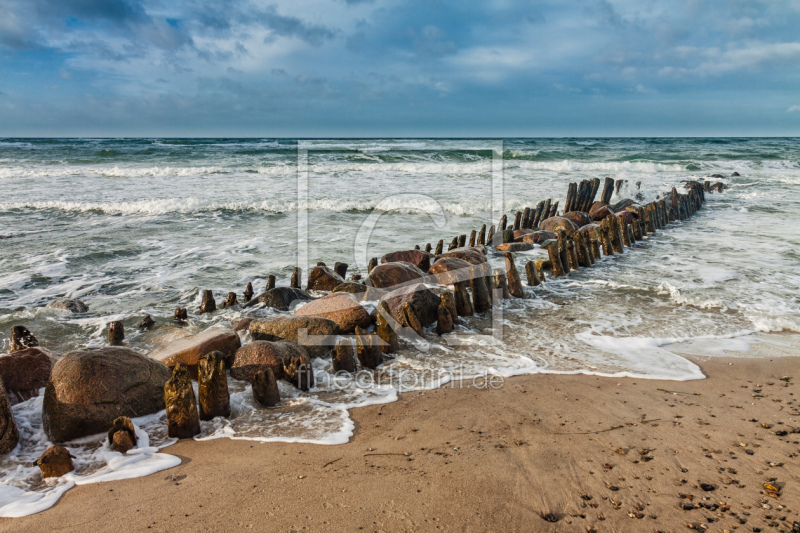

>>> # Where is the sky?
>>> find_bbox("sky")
[0,0,799,137]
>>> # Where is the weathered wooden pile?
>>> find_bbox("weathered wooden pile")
[0,176,716,480]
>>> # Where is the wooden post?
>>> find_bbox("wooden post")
[532,201,545,229]
[440,291,458,322]
[504,253,524,298]
[448,237,458,251]
[477,224,486,245]
[502,227,514,244]
[164,363,200,439]
[108,321,124,345]
[425,243,432,253]
[601,177,614,205]
[453,281,474,316]
[470,265,492,313]
[545,242,565,277]
[355,328,383,368]
[610,215,624,253]
[541,199,552,222]
[549,201,559,218]
[619,216,631,247]
[600,218,614,256]
[633,218,643,240]
[223,292,238,309]
[198,351,231,421]
[332,339,356,373]
[513,211,522,230]
[557,231,571,274]
[436,303,453,335]
[578,234,592,267]
[493,269,510,299]
[266,275,276,290]
[458,234,466,247]
[368,258,378,273]
[525,261,540,286]
[486,225,495,246]
[334,262,348,279]
[468,230,477,247]
[291,268,301,288]
[174,307,188,321]
[591,238,602,261]
[376,301,399,353]
[567,239,579,270]
[200,290,216,314]
[585,177,601,212]
[565,182,577,213]
[522,207,531,229]
[435,239,444,255]
[499,214,507,231]
[244,282,254,302]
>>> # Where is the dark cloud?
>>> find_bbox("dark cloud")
[256,5,336,46]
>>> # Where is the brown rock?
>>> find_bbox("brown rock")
[244,287,312,311]
[375,301,399,354]
[295,293,371,334]
[401,303,425,339]
[0,380,19,454]
[427,257,473,286]
[519,231,557,245]
[9,325,38,352]
[46,298,88,313]
[436,247,488,267]
[562,211,593,228]
[355,330,382,369]
[34,445,74,478]
[332,282,387,302]
[174,307,188,321]
[230,341,285,382]
[107,416,137,454]
[222,292,238,309]
[380,250,434,272]
[282,344,314,391]
[539,216,579,239]
[439,292,458,322]
[332,339,356,373]
[139,315,156,329]
[381,284,441,328]
[231,317,253,332]
[611,198,635,212]
[252,368,280,407]
[0,347,57,405]
[495,242,534,253]
[307,266,345,292]
[248,316,340,358]
[589,202,613,221]
[616,210,635,225]
[164,363,201,439]
[43,347,171,442]
[512,228,536,240]
[198,351,231,421]
[243,282,254,302]
[436,304,453,335]
[367,261,426,289]
[148,327,240,376]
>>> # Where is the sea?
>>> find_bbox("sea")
[1,137,799,515]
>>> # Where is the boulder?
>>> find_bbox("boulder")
[589,202,613,221]
[252,368,280,407]
[427,257,473,286]
[380,250,434,272]
[244,287,312,311]
[436,247,488,266]
[43,347,170,442]
[230,341,285,382]
[579,223,603,241]
[248,316,340,358]
[332,282,387,302]
[307,266,345,292]
[611,199,635,212]
[562,211,593,228]
[539,217,579,239]
[512,228,536,240]
[231,317,253,332]
[0,347,58,405]
[616,210,635,225]
[495,242,534,252]
[294,293,371,334]
[46,298,88,313]
[0,380,19,454]
[34,445,74,477]
[367,261,426,289]
[381,284,441,328]
[9,325,38,352]
[519,231,557,245]
[148,328,240,376]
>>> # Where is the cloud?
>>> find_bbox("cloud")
[788,105,800,113]
[256,5,336,47]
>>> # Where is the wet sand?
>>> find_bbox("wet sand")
[4,353,800,532]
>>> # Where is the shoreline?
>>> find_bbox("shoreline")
[5,352,800,532]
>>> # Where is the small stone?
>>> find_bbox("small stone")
[34,445,75,478]
[107,416,137,454]
[139,315,156,329]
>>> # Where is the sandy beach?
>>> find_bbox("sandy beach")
[4,350,800,532]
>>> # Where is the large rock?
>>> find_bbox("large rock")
[332,282,387,302]
[427,257,474,286]
[46,298,88,313]
[539,217,579,238]
[43,347,170,442]
[148,328,240,376]
[294,293,370,334]
[589,202,613,221]
[519,231,556,245]
[244,287,312,311]
[306,266,345,292]
[436,247,487,265]
[232,341,313,390]
[380,250,434,272]
[0,380,19,454]
[368,261,426,289]
[231,341,286,382]
[496,242,534,252]
[381,284,441,328]
[248,316,340,358]
[611,199,635,212]
[562,211,593,228]
[616,210,636,225]
[0,347,58,405]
